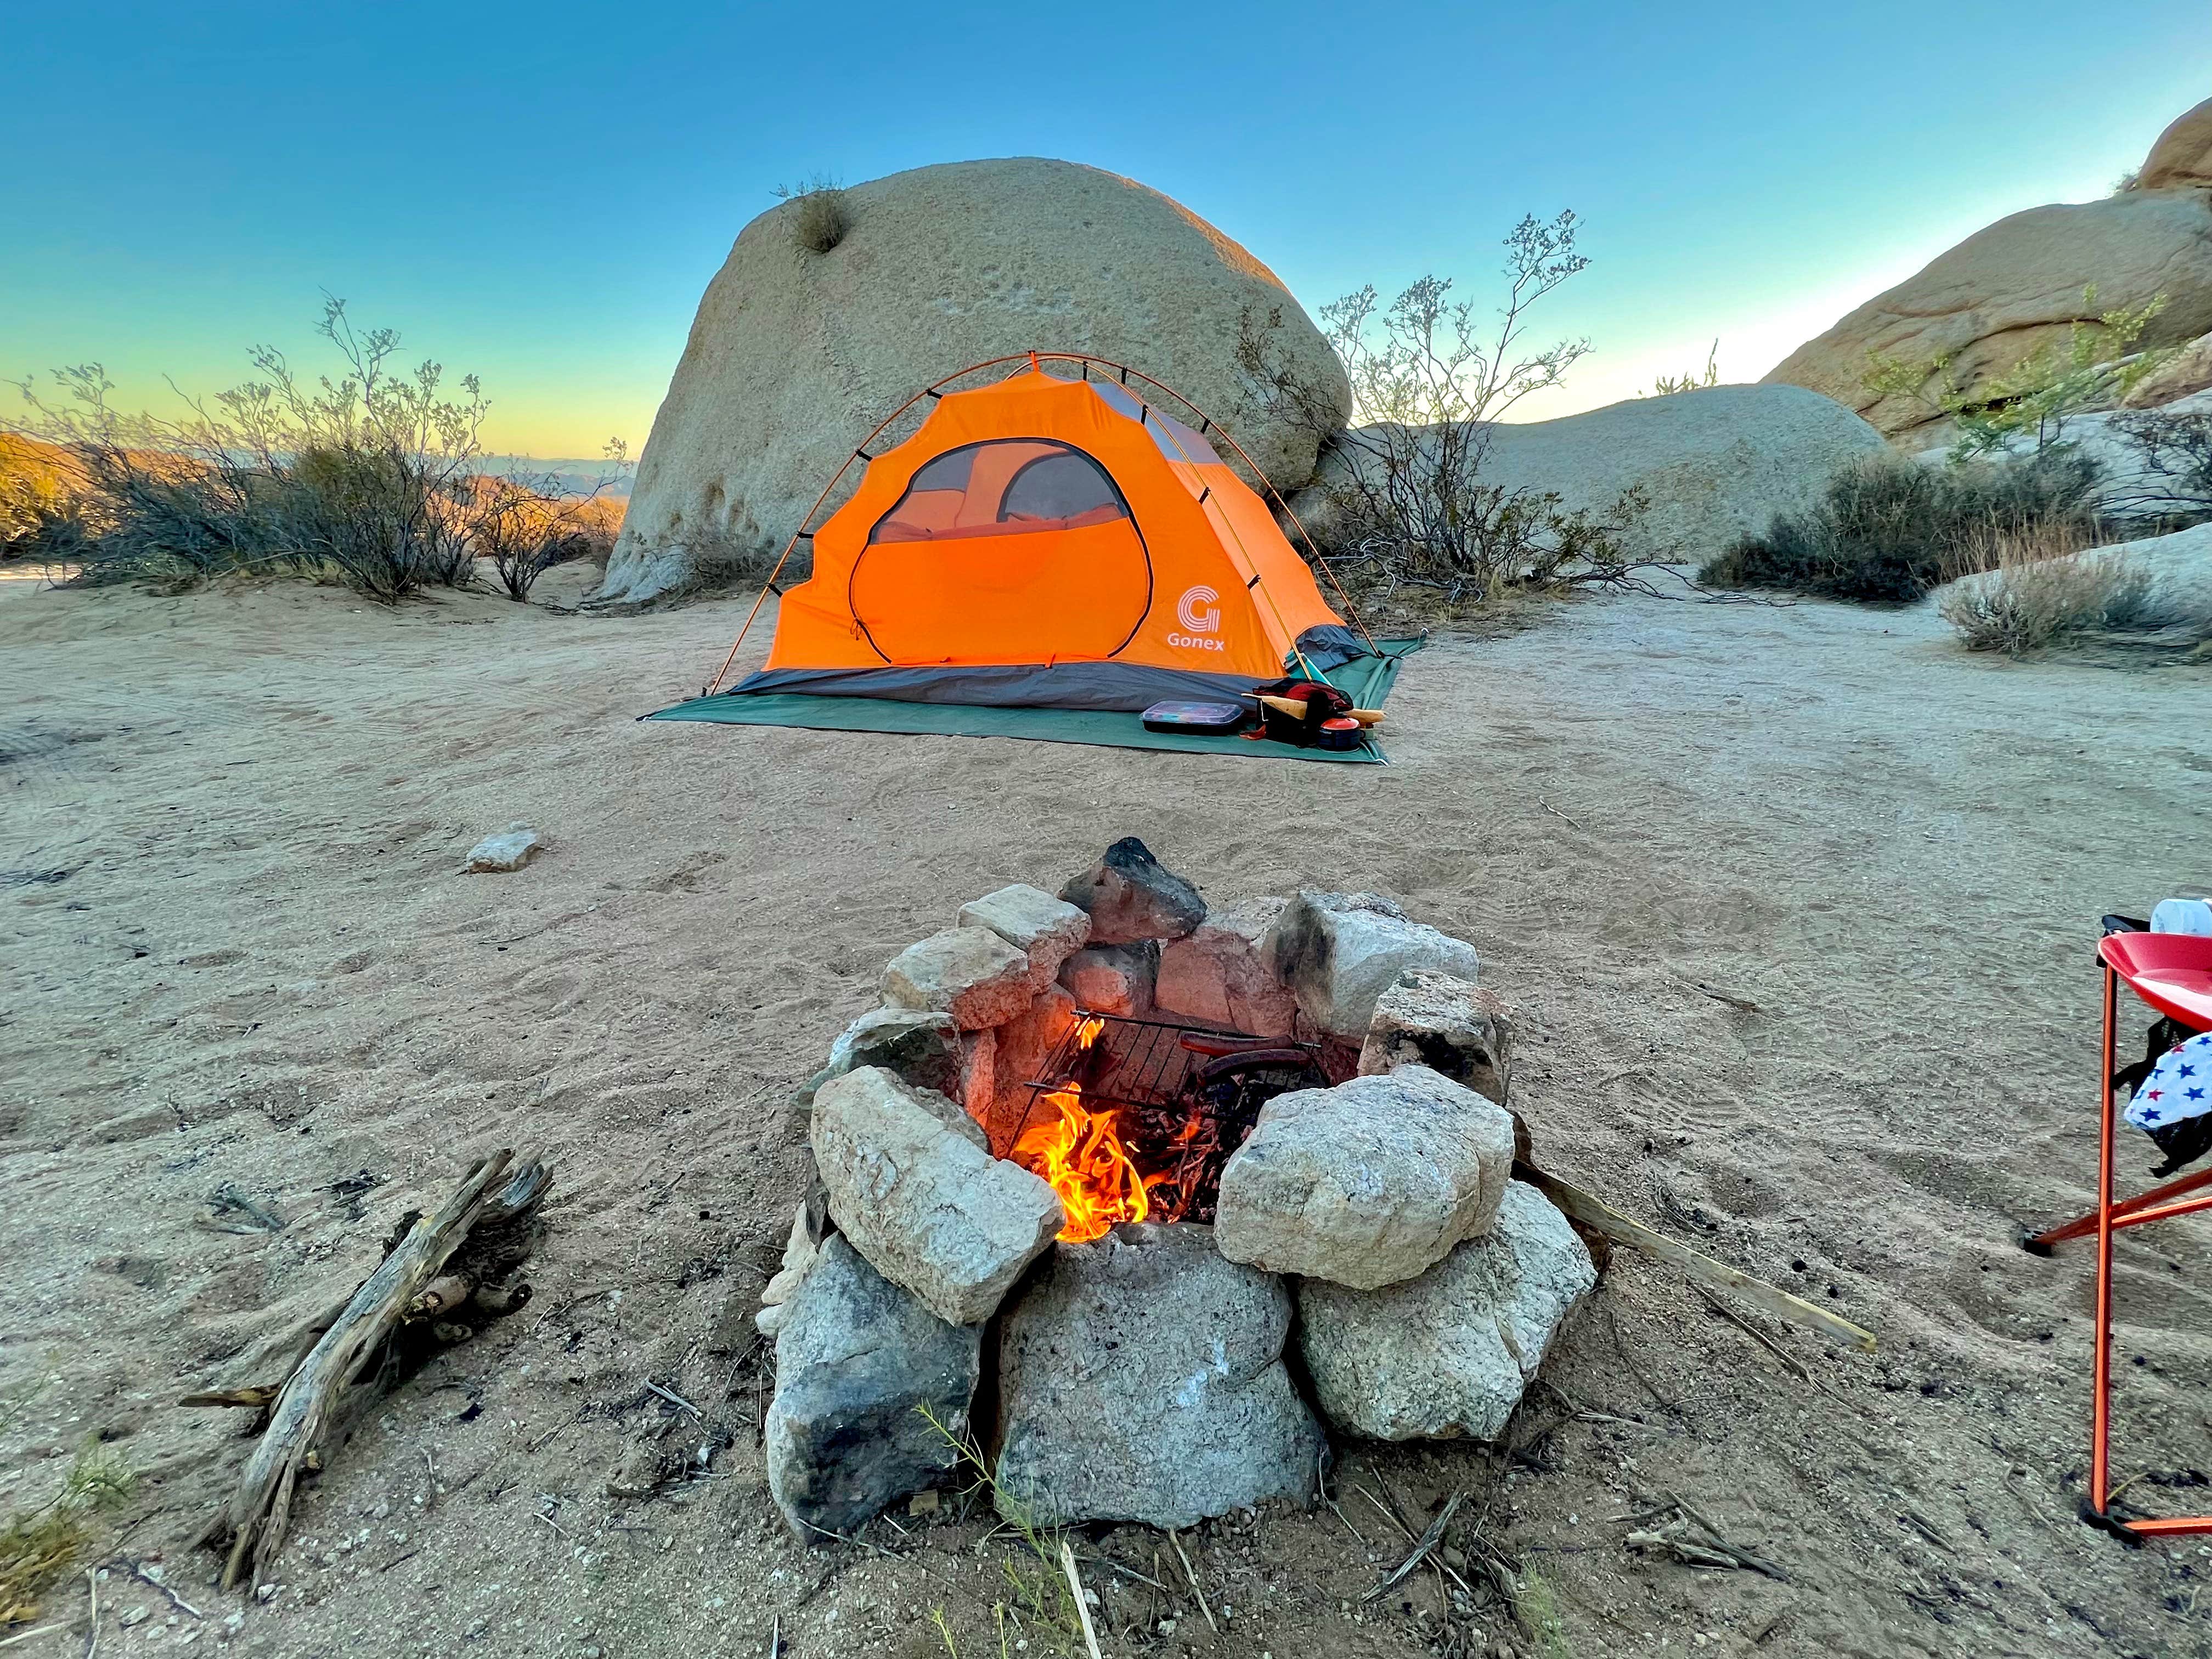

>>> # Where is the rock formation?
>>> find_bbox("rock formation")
[1287,385,1887,570]
[599,159,1350,604]
[1765,97,2212,442]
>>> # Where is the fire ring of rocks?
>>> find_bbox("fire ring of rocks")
[760,839,1598,1538]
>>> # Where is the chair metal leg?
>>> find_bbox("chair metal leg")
[2092,963,2118,1517]
[2024,1164,2212,1250]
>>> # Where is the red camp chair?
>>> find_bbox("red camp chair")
[2024,926,2212,1539]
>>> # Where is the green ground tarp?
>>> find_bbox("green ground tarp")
[645,639,1422,763]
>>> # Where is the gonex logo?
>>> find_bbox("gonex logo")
[1169,585,1226,650]
[1176,585,1221,633]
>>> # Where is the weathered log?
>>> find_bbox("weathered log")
[1515,1161,1876,1354]
[202,1151,550,1589]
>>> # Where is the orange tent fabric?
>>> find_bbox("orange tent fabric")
[733,369,1358,712]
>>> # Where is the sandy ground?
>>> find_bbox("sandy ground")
[4,565,2212,1659]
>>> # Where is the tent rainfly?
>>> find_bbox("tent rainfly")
[707,358,1376,713]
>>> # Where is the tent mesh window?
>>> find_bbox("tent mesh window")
[868,439,1129,544]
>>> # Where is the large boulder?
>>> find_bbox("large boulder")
[1266,890,1481,1039]
[993,1223,1323,1528]
[598,159,1352,603]
[1213,1064,1515,1290]
[764,1234,982,1537]
[1155,896,1297,1038]
[1287,385,1886,569]
[1764,180,2212,442]
[1298,1181,1596,1442]
[810,1068,1063,1324]
[2140,96,2212,193]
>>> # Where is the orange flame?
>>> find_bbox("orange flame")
[1075,1015,1105,1049]
[1013,1080,1149,1244]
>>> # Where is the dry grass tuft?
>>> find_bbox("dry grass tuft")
[1939,519,2164,656]
[775,178,850,255]
[1,1440,135,1627]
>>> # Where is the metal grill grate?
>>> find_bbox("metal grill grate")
[1010,1011,1325,1226]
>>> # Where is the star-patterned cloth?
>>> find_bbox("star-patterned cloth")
[2125,1029,2212,1130]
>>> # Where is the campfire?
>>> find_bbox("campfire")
[1008,1009,1330,1239]
[764,842,1621,1543]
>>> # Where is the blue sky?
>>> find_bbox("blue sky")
[5,2,2206,455]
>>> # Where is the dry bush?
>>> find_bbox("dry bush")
[1246,212,1655,605]
[1703,450,2104,602]
[5,302,631,603]
[1938,521,2164,655]
[774,177,849,255]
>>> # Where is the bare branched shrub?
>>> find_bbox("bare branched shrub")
[774,176,849,255]
[470,440,631,601]
[1246,211,1651,605]
[2111,405,2212,523]
[4,300,629,603]
[1938,524,2163,655]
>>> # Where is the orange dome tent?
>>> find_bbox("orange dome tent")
[703,355,1376,713]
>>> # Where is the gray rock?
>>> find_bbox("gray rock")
[958,885,1092,990]
[1057,941,1158,1018]
[1060,838,1205,945]
[1290,385,1888,571]
[1214,1064,1515,1290]
[1357,970,1514,1104]
[1154,896,1296,1037]
[881,926,1034,1030]
[597,158,1351,605]
[464,823,544,872]
[811,1067,1063,1324]
[792,1006,963,1117]
[1266,891,1481,1039]
[764,1235,981,1537]
[1298,1181,1595,1441]
[994,1223,1323,1528]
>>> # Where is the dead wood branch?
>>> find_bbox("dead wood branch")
[199,1150,550,1590]
[1166,1530,1216,1634]
[1516,1161,1876,1353]
[1623,1495,1789,1582]
[1364,1490,1463,1602]
[1060,1542,1105,1659]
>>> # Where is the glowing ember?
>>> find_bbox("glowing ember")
[1013,1081,1151,1244]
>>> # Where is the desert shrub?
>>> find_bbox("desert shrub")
[1939,524,2163,655]
[1,1440,135,1626]
[1246,212,1646,604]
[1650,340,1720,397]
[774,177,849,255]
[5,301,629,602]
[465,443,629,601]
[0,437,82,560]
[1865,286,2170,459]
[1701,449,2103,602]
